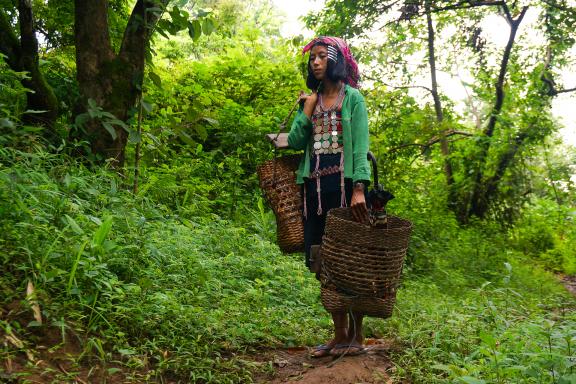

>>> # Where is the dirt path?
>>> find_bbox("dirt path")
[562,275,576,296]
[252,338,401,384]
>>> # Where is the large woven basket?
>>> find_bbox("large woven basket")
[319,207,412,318]
[257,154,304,253]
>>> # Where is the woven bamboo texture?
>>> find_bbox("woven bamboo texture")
[319,207,412,318]
[257,154,304,253]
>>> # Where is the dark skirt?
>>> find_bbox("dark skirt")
[303,154,367,268]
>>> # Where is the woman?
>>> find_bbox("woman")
[287,36,371,357]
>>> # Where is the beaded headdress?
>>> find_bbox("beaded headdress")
[302,36,360,89]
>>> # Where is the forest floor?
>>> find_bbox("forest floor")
[250,338,401,384]
[2,275,574,383]
[254,275,575,383]
[562,274,576,296]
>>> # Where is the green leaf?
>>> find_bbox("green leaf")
[141,99,153,113]
[149,72,162,88]
[458,377,486,384]
[23,109,48,114]
[129,130,142,144]
[27,321,42,327]
[202,18,215,35]
[65,215,84,235]
[194,124,208,141]
[87,98,98,109]
[102,122,117,140]
[188,20,202,41]
[479,330,496,348]
[431,364,452,372]
[559,374,576,384]
[67,241,88,295]
[118,348,136,356]
[92,216,113,248]
[0,118,14,129]
[111,119,130,131]
[74,113,90,128]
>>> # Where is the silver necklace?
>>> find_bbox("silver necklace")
[318,83,345,113]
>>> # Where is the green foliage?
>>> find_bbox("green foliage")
[0,1,575,382]
[306,0,576,222]
[383,275,575,383]
[0,56,50,149]
[0,148,325,382]
[1,147,574,383]
[512,198,576,274]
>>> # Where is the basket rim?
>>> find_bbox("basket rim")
[327,207,413,232]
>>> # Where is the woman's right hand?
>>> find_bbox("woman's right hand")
[299,90,318,119]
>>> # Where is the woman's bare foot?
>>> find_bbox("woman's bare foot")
[329,340,365,356]
[310,340,336,358]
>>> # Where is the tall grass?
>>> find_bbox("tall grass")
[1,147,574,383]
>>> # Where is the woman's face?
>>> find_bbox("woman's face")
[309,45,328,80]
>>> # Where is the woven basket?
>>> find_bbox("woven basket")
[257,154,304,253]
[319,207,412,318]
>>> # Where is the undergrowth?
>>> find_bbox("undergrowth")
[1,147,575,383]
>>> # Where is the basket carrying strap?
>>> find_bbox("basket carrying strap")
[271,97,301,187]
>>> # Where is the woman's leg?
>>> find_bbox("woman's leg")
[330,312,365,356]
[348,312,364,345]
[311,312,348,357]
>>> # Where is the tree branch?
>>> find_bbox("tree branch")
[387,129,473,154]
[481,128,531,211]
[431,0,505,13]
[500,1,513,23]
[483,5,528,138]
[554,86,576,95]
[119,0,168,62]
[426,0,455,193]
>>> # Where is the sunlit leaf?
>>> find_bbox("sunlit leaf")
[103,122,117,140]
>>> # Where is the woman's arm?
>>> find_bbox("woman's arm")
[350,95,371,184]
[350,92,371,223]
[287,92,317,150]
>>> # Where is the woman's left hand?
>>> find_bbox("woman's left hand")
[351,185,369,224]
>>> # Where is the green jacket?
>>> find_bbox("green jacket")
[287,84,371,185]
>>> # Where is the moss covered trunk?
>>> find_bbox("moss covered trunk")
[0,2,59,134]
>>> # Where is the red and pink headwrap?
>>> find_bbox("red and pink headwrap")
[302,36,360,89]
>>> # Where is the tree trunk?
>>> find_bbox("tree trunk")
[425,1,456,212]
[466,6,528,221]
[74,0,166,166]
[0,3,59,133]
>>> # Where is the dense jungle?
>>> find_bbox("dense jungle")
[1,0,576,383]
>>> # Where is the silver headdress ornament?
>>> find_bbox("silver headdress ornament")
[326,45,338,63]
